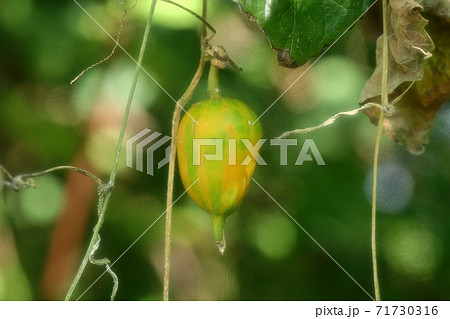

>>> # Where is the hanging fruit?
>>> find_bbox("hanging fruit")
[177,57,263,254]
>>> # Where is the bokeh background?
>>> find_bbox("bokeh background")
[1,0,449,300]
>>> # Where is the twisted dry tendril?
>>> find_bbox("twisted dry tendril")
[0,166,36,191]
[205,44,229,69]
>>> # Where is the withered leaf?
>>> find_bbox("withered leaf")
[360,0,450,154]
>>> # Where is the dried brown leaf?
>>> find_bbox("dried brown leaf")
[360,0,450,154]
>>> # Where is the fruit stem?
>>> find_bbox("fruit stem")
[211,215,226,255]
[208,63,222,99]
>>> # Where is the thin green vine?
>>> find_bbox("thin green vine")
[64,0,159,301]
[163,0,208,301]
[371,0,390,302]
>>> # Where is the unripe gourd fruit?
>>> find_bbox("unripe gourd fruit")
[177,97,263,254]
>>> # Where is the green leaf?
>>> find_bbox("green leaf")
[237,0,374,67]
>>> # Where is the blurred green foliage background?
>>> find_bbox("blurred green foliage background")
[0,0,449,301]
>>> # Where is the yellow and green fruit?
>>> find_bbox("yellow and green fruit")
[177,97,263,253]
